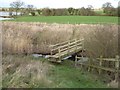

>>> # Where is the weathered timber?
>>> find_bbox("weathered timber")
[76,55,120,81]
[48,38,84,62]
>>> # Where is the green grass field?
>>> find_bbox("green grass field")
[10,16,118,24]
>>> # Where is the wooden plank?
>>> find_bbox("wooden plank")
[96,58,116,61]
[76,57,83,59]
[69,40,83,46]
[60,47,69,52]
[52,46,82,54]
[52,46,82,58]
[78,63,116,72]
[48,55,60,58]
[51,39,77,47]
[50,38,83,48]
[51,40,82,52]
[48,59,61,63]
[62,42,82,50]
[62,44,82,51]
[48,38,84,62]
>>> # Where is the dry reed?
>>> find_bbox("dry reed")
[2,55,53,88]
[2,22,118,57]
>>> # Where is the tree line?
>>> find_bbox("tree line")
[42,7,96,16]
[0,0,119,16]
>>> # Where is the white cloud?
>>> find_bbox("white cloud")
[0,0,119,8]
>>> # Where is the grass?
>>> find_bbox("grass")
[48,60,107,88]
[2,55,108,88]
[9,16,118,24]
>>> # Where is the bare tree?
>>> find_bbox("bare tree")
[27,5,34,13]
[102,2,113,8]
[10,0,24,16]
[88,5,94,10]
[102,2,113,15]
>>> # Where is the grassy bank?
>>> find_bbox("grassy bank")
[49,60,108,88]
[9,16,118,24]
[2,55,107,88]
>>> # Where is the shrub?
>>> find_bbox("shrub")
[31,12,35,16]
[42,8,51,16]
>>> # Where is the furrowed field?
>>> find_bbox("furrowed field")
[10,16,118,24]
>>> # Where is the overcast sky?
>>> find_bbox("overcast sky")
[0,0,119,9]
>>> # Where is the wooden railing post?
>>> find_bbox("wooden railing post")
[75,39,77,52]
[50,47,53,55]
[49,45,53,55]
[75,55,78,67]
[68,40,70,53]
[82,38,84,50]
[99,56,103,75]
[58,47,61,62]
[115,55,119,82]
[31,44,33,53]
[81,39,84,58]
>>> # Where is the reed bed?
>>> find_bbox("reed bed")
[2,22,118,57]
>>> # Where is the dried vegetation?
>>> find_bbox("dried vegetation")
[2,22,118,57]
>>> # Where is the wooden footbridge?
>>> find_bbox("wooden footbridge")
[48,38,84,62]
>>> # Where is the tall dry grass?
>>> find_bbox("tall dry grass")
[2,22,118,57]
[84,25,118,58]
[2,55,53,88]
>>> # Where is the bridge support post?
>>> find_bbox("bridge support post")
[88,59,91,72]
[75,55,78,67]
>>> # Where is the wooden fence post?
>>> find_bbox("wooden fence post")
[89,59,94,72]
[115,55,119,82]
[99,56,103,75]
[75,55,77,67]
[88,59,91,72]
